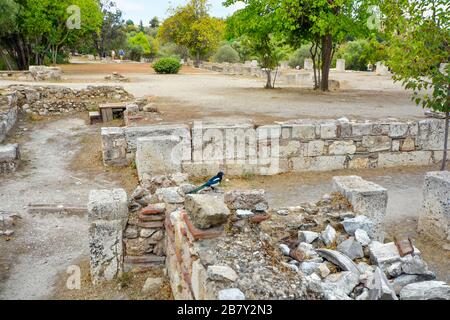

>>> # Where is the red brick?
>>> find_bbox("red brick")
[182,211,223,240]
[142,205,165,215]
[250,214,271,223]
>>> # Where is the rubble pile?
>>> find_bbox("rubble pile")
[104,72,130,82]
[262,193,448,300]
[8,85,133,116]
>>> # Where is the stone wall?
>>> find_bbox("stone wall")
[0,144,20,174]
[0,90,19,143]
[102,118,450,177]
[9,85,133,116]
[418,171,450,249]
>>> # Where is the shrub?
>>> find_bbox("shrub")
[213,44,240,63]
[288,44,312,69]
[336,39,372,71]
[128,45,144,62]
[152,57,182,74]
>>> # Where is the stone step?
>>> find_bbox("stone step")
[138,213,164,222]
[124,255,166,273]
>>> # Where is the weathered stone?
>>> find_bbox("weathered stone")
[318,263,331,278]
[207,265,239,282]
[291,156,346,172]
[418,171,450,243]
[328,141,356,155]
[320,122,338,139]
[0,143,20,174]
[391,274,436,295]
[342,215,375,238]
[362,135,391,152]
[279,244,291,256]
[324,271,360,295]
[352,123,372,137]
[291,124,316,140]
[389,122,409,138]
[89,220,123,284]
[185,194,230,229]
[298,231,319,244]
[400,254,431,276]
[333,176,387,241]
[321,225,337,246]
[367,267,398,300]
[218,288,246,300]
[417,119,449,151]
[101,127,127,166]
[124,226,138,239]
[316,249,361,275]
[355,229,371,246]
[400,281,450,300]
[236,209,255,218]
[378,151,432,167]
[299,262,322,276]
[307,140,325,156]
[87,189,128,226]
[155,187,185,204]
[224,189,268,212]
[400,137,416,152]
[136,136,185,179]
[142,277,163,294]
[337,237,364,260]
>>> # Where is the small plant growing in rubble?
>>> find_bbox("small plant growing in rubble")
[152,57,182,74]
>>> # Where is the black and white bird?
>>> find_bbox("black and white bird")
[187,172,224,194]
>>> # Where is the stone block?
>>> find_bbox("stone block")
[362,135,391,152]
[328,141,356,155]
[224,189,269,212]
[389,122,409,138]
[291,123,316,140]
[351,123,372,137]
[87,189,128,225]
[400,281,450,300]
[101,127,127,166]
[182,161,222,177]
[418,171,450,243]
[333,176,387,241]
[291,156,346,172]
[417,119,449,151]
[320,122,338,139]
[307,140,325,156]
[89,220,123,284]
[185,194,231,229]
[136,136,185,179]
[378,151,432,168]
[0,143,20,174]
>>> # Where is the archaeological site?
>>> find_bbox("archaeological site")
[0,0,449,309]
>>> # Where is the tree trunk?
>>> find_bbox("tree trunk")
[194,50,200,68]
[442,111,449,171]
[320,34,333,91]
[265,69,273,89]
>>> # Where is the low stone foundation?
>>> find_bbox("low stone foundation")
[418,171,450,249]
[0,144,20,174]
[0,90,19,143]
[102,118,449,177]
[9,85,133,116]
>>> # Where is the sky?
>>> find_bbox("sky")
[114,0,245,24]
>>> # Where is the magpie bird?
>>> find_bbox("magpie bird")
[187,172,224,194]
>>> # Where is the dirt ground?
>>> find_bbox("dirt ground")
[0,115,138,300]
[1,61,425,124]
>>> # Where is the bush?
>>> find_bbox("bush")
[336,39,372,71]
[128,45,144,62]
[152,57,181,74]
[288,45,312,69]
[212,45,240,63]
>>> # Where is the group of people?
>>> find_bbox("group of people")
[111,49,126,60]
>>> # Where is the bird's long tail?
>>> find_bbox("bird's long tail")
[187,183,208,195]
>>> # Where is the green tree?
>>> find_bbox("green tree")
[381,0,450,170]
[225,0,289,88]
[93,0,126,58]
[150,16,160,29]
[278,0,371,91]
[158,0,225,66]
